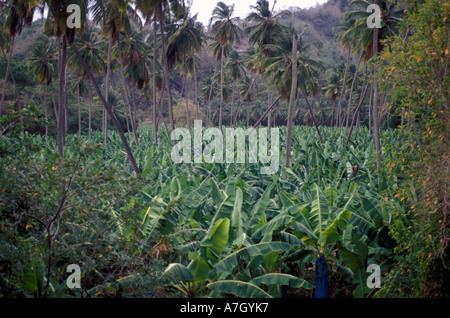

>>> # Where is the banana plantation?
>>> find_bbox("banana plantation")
[0,0,449,300]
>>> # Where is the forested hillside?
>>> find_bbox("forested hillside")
[0,0,448,300]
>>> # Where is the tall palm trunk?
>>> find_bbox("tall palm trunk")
[335,47,350,127]
[184,69,190,130]
[43,84,48,136]
[158,4,174,133]
[88,79,92,142]
[0,36,15,116]
[70,42,141,176]
[193,50,199,120]
[64,68,68,138]
[117,33,139,148]
[219,45,225,132]
[303,94,323,144]
[153,17,158,146]
[78,81,81,136]
[344,51,363,132]
[372,0,382,176]
[104,37,113,146]
[57,36,67,156]
[285,34,297,168]
[345,81,370,146]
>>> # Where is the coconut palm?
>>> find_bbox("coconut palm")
[339,0,404,170]
[44,0,88,156]
[322,72,341,102]
[209,1,242,132]
[245,0,290,55]
[166,11,205,129]
[0,0,38,115]
[67,23,105,142]
[53,0,141,175]
[28,35,57,136]
[136,0,178,135]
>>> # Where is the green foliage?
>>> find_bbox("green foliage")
[375,0,450,297]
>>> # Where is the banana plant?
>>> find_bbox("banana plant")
[290,183,353,298]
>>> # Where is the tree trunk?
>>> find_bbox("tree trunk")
[57,36,67,157]
[193,50,199,120]
[303,94,324,144]
[344,51,363,131]
[51,86,58,125]
[219,45,225,132]
[78,81,81,136]
[0,36,15,116]
[64,67,68,138]
[372,0,382,176]
[104,37,113,146]
[159,4,174,134]
[345,81,370,146]
[267,89,272,130]
[335,47,350,127]
[117,33,139,148]
[184,69,190,130]
[70,42,141,177]
[88,79,92,142]
[285,34,297,169]
[43,84,48,136]
[153,17,158,145]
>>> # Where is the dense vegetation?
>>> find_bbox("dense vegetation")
[0,0,448,298]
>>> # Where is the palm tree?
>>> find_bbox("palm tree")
[209,1,242,132]
[44,0,88,156]
[225,49,245,125]
[28,35,57,136]
[67,23,105,142]
[1,0,37,116]
[263,27,324,144]
[46,0,142,175]
[167,11,204,129]
[245,0,290,55]
[117,27,148,148]
[339,0,403,170]
[137,0,181,135]
[322,72,341,102]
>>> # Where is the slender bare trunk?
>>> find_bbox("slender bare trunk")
[70,42,141,176]
[219,45,225,132]
[285,34,297,168]
[153,18,158,145]
[344,51,363,132]
[193,51,199,120]
[345,81,370,146]
[78,82,81,136]
[159,4,174,133]
[184,70,190,130]
[372,0,382,176]
[43,84,48,136]
[88,79,92,142]
[104,37,112,146]
[64,67,68,138]
[57,36,67,157]
[335,47,350,127]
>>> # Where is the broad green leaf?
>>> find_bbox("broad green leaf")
[231,187,244,238]
[310,183,329,235]
[162,263,194,283]
[210,178,225,205]
[188,258,211,283]
[207,280,272,298]
[250,273,313,290]
[202,218,230,255]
